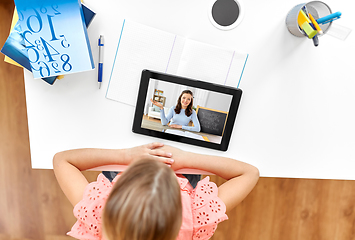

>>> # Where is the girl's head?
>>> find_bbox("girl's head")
[102,159,182,240]
[175,90,193,116]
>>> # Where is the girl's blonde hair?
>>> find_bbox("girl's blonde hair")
[102,159,182,240]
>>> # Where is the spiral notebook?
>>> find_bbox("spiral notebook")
[106,19,248,106]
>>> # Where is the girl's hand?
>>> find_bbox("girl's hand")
[157,145,186,171]
[150,99,164,109]
[169,124,182,129]
[125,142,174,166]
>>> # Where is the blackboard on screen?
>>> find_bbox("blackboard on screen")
[196,106,228,136]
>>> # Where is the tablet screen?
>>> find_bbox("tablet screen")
[132,70,242,151]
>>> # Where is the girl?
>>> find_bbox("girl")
[53,142,259,240]
[151,90,201,132]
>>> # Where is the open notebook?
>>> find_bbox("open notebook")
[106,19,248,106]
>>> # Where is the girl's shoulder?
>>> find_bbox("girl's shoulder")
[67,173,116,239]
[176,175,228,240]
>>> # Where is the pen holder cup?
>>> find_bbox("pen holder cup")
[286,1,332,37]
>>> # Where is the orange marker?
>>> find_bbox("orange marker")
[309,13,323,35]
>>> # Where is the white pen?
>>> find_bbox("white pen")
[98,35,104,89]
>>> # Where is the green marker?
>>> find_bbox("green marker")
[301,22,317,39]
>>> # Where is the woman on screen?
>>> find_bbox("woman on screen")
[150,90,201,132]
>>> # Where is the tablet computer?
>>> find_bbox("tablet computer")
[132,70,243,151]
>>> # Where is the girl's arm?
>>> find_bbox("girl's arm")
[160,145,259,212]
[160,107,173,125]
[53,143,173,207]
[181,110,201,132]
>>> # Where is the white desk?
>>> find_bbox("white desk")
[25,0,355,179]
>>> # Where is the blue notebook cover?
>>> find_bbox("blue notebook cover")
[82,3,96,28]
[1,4,95,84]
[13,0,95,79]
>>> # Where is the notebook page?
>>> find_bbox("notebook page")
[106,20,185,106]
[176,39,248,87]
[165,36,186,75]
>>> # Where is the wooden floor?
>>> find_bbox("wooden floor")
[1,1,355,240]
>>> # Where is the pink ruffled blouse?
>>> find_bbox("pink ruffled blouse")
[67,173,228,240]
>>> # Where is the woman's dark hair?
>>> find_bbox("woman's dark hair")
[175,90,193,117]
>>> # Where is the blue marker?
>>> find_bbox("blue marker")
[316,11,341,25]
[98,35,104,89]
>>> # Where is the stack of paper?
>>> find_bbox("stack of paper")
[1,0,95,85]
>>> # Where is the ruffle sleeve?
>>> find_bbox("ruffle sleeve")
[67,173,117,240]
[191,177,228,239]
[67,174,227,240]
